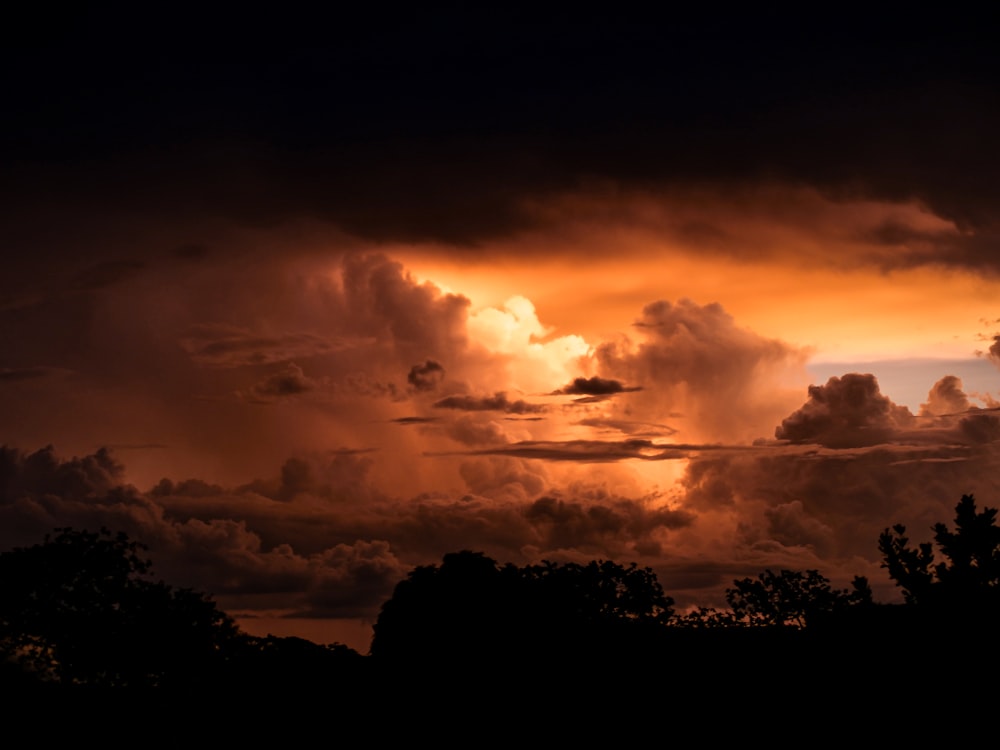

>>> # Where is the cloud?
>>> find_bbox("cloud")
[919,375,972,416]
[340,254,470,359]
[523,494,695,554]
[455,439,747,462]
[775,373,914,447]
[433,392,546,414]
[181,324,341,368]
[983,334,1000,370]
[594,298,808,442]
[407,360,445,391]
[391,416,439,425]
[550,376,642,403]
[239,363,318,403]
[575,418,677,438]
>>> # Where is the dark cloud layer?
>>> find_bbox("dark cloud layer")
[4,10,1000,263]
[551,376,640,396]
[433,392,546,414]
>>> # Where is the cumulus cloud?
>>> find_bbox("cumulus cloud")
[593,299,808,443]
[985,334,1000,369]
[339,254,470,359]
[919,375,972,416]
[775,373,914,447]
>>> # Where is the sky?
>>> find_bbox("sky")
[3,8,1000,650]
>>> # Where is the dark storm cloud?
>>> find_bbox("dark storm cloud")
[550,376,641,397]
[775,373,915,448]
[407,360,445,391]
[390,416,439,425]
[4,9,1000,261]
[433,392,546,414]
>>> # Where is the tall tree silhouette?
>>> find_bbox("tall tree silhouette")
[879,494,1000,612]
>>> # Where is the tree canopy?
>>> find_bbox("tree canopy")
[369,551,673,664]
[0,527,240,687]
[879,493,1000,613]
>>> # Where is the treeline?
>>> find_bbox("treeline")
[2,495,999,710]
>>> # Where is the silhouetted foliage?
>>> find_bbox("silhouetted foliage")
[673,569,872,628]
[0,527,240,687]
[369,551,673,667]
[879,493,1000,612]
[726,569,873,628]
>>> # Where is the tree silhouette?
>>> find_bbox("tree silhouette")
[674,569,872,629]
[879,493,1000,612]
[726,569,872,628]
[369,551,674,666]
[0,527,239,687]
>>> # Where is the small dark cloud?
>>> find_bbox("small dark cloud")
[433,391,546,414]
[550,376,641,396]
[407,360,445,391]
[239,363,317,403]
[391,416,439,424]
[69,260,146,291]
